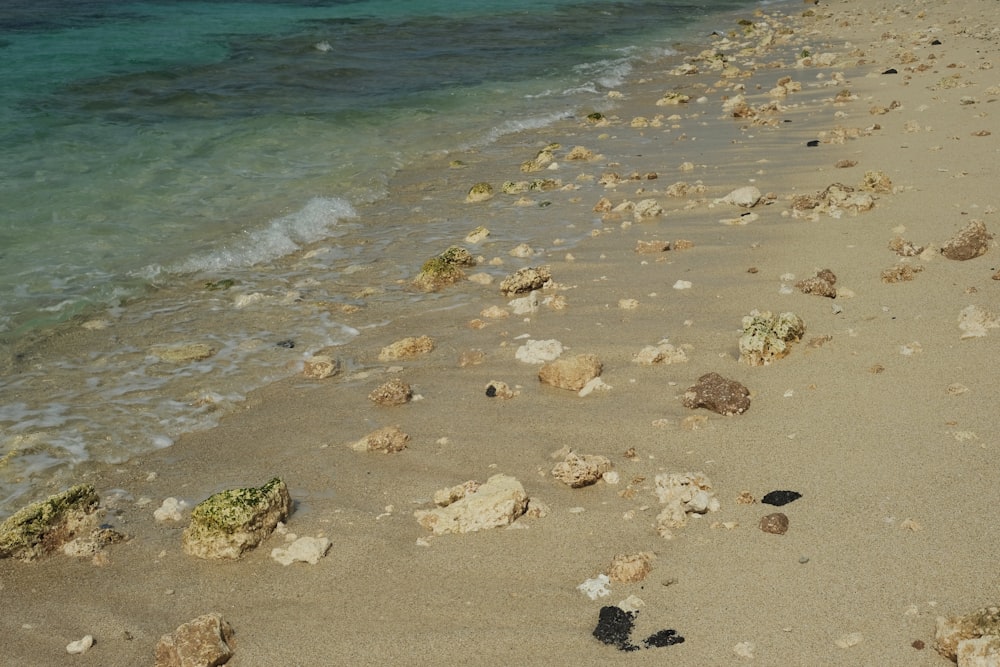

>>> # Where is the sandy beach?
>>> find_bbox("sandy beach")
[3,0,999,663]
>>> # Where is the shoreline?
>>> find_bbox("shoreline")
[3,0,1000,664]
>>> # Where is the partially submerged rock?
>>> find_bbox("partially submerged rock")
[414,474,529,535]
[368,378,413,406]
[739,310,805,366]
[0,484,100,561]
[935,606,1000,662]
[539,354,603,391]
[942,220,993,261]
[182,478,292,560]
[412,246,475,291]
[465,181,494,203]
[634,340,688,365]
[796,269,837,298]
[515,339,563,364]
[154,613,234,667]
[551,451,612,488]
[302,354,339,379]
[378,335,435,362]
[350,425,409,453]
[654,471,720,538]
[682,373,750,416]
[150,343,216,364]
[500,266,552,295]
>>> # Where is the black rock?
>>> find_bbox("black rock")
[276,339,295,349]
[806,140,820,147]
[593,606,639,652]
[485,384,497,398]
[762,490,802,506]
[644,629,685,648]
[931,39,942,45]
[882,68,898,75]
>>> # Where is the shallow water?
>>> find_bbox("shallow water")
[0,0,771,515]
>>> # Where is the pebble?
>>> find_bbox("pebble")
[66,635,94,655]
[762,490,802,506]
[759,512,789,535]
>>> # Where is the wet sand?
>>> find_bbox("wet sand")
[3,0,999,663]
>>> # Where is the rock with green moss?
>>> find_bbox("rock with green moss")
[412,245,475,292]
[520,143,561,173]
[738,310,805,366]
[0,484,100,561]
[465,182,494,203]
[182,478,292,560]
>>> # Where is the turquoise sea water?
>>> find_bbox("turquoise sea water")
[0,0,768,513]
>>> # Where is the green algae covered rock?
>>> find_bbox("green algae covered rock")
[412,245,475,292]
[0,484,100,561]
[182,478,292,560]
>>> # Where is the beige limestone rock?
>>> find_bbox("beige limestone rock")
[302,355,339,379]
[738,310,804,366]
[414,474,529,535]
[607,552,655,583]
[154,613,234,667]
[959,305,1000,339]
[936,607,1000,662]
[538,354,602,391]
[182,478,292,560]
[499,266,552,295]
[654,471,720,538]
[958,636,1000,667]
[551,451,612,488]
[270,536,331,566]
[716,185,762,208]
[150,343,216,363]
[378,335,435,361]
[368,378,413,406]
[633,340,688,365]
[465,182,494,203]
[0,484,100,561]
[796,269,838,298]
[350,426,409,453]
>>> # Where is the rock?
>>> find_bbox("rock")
[433,480,480,507]
[66,635,94,654]
[796,269,837,298]
[682,372,751,416]
[270,535,331,566]
[634,340,687,365]
[155,498,190,522]
[368,378,413,406]
[485,380,518,399]
[654,471,720,538]
[0,484,100,561]
[942,220,993,260]
[154,613,234,667]
[520,143,559,173]
[150,343,216,363]
[378,335,435,362]
[508,292,540,315]
[759,512,789,535]
[790,183,875,219]
[515,339,563,364]
[738,310,805,366]
[551,451,612,488]
[539,354,603,391]
[634,240,671,254]
[499,266,552,295]
[607,552,655,583]
[592,605,685,652]
[62,527,128,558]
[881,264,924,283]
[716,185,762,208]
[414,474,529,535]
[861,170,893,193]
[958,636,1000,667]
[302,355,339,379]
[762,490,802,506]
[181,478,292,560]
[465,182,494,203]
[959,305,1000,339]
[634,199,664,220]
[412,246,474,291]
[936,606,1000,661]
[465,226,490,243]
[350,425,409,453]
[888,236,925,257]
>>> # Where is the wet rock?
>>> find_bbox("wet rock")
[942,220,993,261]
[465,182,494,203]
[682,373,751,416]
[154,613,234,667]
[182,478,292,560]
[150,343,216,363]
[607,552,655,583]
[270,535,331,566]
[515,339,563,364]
[762,490,802,506]
[634,199,664,220]
[0,484,100,561]
[485,380,517,399]
[539,354,603,391]
[500,266,552,295]
[796,269,837,298]
[62,527,128,558]
[790,183,875,218]
[412,246,474,291]
[350,426,409,453]
[633,340,688,365]
[634,240,671,254]
[378,335,435,362]
[154,498,190,522]
[302,354,339,379]
[368,378,413,406]
[759,512,789,535]
[414,474,529,535]
[716,185,762,208]
[655,471,720,538]
[739,310,805,366]
[551,451,612,488]
[520,143,559,172]
[936,606,1000,662]
[465,226,490,243]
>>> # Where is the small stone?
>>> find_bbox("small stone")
[0,484,101,561]
[739,310,805,366]
[414,474,529,535]
[635,240,671,254]
[499,266,552,295]
[150,343,216,363]
[66,635,94,654]
[759,512,789,535]
[607,552,655,583]
[485,381,517,399]
[593,606,639,651]
[465,182,494,203]
[655,472,720,538]
[154,498,190,522]
[270,536,331,566]
[181,478,292,560]
[861,170,893,193]
[538,354,603,391]
[154,613,234,667]
[465,226,490,243]
[633,340,687,365]
[796,269,838,298]
[935,606,1000,661]
[682,372,751,416]
[551,451,613,488]
[761,490,802,506]
[881,264,924,283]
[942,220,992,261]
[350,426,409,453]
[302,354,339,379]
[368,378,413,406]
[378,335,435,362]
[515,339,563,364]
[716,185,762,208]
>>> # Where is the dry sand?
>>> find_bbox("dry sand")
[3,0,1000,664]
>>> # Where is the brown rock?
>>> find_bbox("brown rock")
[759,512,789,535]
[538,354,602,391]
[551,451,612,488]
[607,552,655,583]
[936,606,1000,662]
[796,269,838,298]
[635,240,671,254]
[378,335,435,362]
[881,264,923,283]
[154,613,234,667]
[942,220,993,260]
[368,378,413,406]
[350,426,409,453]
[682,373,750,416]
[888,236,925,257]
[500,266,552,295]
